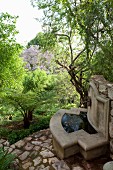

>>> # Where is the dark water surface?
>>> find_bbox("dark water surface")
[61,112,97,134]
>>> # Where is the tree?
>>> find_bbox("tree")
[21,45,55,73]
[31,0,113,107]
[0,69,57,128]
[0,12,25,89]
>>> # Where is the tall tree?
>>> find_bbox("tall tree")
[31,0,113,107]
[0,12,25,89]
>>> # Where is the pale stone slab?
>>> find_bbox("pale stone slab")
[22,161,32,169]
[15,140,25,148]
[29,167,35,170]
[52,160,70,170]
[31,141,42,145]
[48,157,59,164]
[40,149,54,158]
[10,144,16,149]
[29,150,38,158]
[72,167,84,170]
[43,159,47,163]
[24,137,32,141]
[4,140,10,146]
[19,151,30,161]
[33,145,40,151]
[41,142,50,148]
[24,142,34,151]
[12,149,22,156]
[33,156,42,166]
[0,139,6,144]
[39,136,47,141]
[0,144,3,147]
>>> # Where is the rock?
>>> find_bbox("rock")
[10,144,16,149]
[29,150,38,159]
[40,149,54,158]
[8,147,13,153]
[52,160,70,170]
[39,136,47,141]
[31,141,42,145]
[24,137,32,141]
[103,161,113,170]
[33,145,41,151]
[29,167,35,170]
[19,151,30,161]
[15,140,25,148]
[22,161,32,169]
[4,140,10,146]
[41,142,50,148]
[24,142,34,151]
[43,159,47,163]
[33,156,42,166]
[72,166,84,170]
[12,149,22,156]
[0,139,6,144]
[48,157,59,164]
[36,164,45,170]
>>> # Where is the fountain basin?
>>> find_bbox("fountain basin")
[50,76,111,160]
[50,108,108,160]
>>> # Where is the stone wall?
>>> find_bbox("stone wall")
[90,75,113,159]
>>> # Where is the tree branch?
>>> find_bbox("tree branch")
[69,48,86,67]
[55,60,69,71]
[55,33,73,62]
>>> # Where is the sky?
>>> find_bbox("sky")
[0,0,43,45]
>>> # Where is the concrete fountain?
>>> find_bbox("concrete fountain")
[50,75,113,160]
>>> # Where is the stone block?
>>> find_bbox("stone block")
[110,140,113,153]
[109,122,113,138]
[80,145,108,160]
[108,87,113,99]
[110,109,113,116]
[99,84,107,95]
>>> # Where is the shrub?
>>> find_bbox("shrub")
[0,128,11,139]
[8,129,30,145]
[0,147,15,170]
[8,115,51,144]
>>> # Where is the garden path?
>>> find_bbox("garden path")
[0,129,110,170]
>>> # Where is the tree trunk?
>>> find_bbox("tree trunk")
[28,110,33,121]
[69,70,88,108]
[23,112,30,129]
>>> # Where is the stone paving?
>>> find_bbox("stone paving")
[0,129,111,170]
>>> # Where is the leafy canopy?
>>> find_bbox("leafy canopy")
[0,12,25,88]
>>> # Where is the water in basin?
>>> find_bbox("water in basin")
[61,111,97,134]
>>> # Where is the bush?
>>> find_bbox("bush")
[0,147,15,170]
[0,128,11,139]
[8,129,30,145]
[8,115,51,144]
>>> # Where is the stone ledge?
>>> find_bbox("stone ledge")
[78,133,108,151]
[50,109,109,160]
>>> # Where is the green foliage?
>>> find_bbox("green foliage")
[23,68,53,93]
[0,128,11,139]
[27,32,56,51]
[0,147,15,170]
[31,0,113,106]
[0,12,25,89]
[8,115,50,144]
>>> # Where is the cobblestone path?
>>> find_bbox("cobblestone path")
[0,129,110,170]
